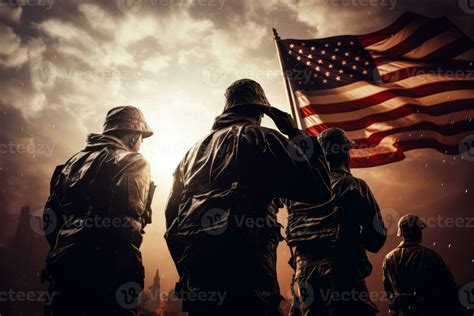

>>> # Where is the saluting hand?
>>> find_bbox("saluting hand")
[264,107,300,137]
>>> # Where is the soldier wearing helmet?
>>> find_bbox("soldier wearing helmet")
[285,127,386,316]
[383,214,462,316]
[42,106,155,315]
[164,79,331,315]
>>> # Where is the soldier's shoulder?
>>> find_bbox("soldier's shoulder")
[348,174,375,196]
[333,171,360,189]
[115,150,150,170]
[348,174,369,187]
[242,124,273,135]
[242,124,286,142]
[419,245,442,258]
[384,247,401,263]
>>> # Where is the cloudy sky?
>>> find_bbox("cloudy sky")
[0,0,473,312]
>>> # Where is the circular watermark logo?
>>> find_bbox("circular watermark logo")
[376,208,399,236]
[459,282,474,309]
[372,67,400,84]
[292,280,314,310]
[459,134,474,162]
[30,61,57,88]
[116,282,143,310]
[459,0,474,14]
[30,208,57,236]
[116,0,143,14]
[201,208,228,235]
[201,63,228,88]
[287,134,315,162]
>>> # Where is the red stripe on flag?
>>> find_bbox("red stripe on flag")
[300,80,474,115]
[306,120,473,147]
[379,17,454,57]
[304,100,474,131]
[350,140,465,168]
[378,64,472,83]
[352,120,473,147]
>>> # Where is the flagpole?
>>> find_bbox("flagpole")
[272,28,302,129]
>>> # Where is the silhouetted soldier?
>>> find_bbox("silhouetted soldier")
[42,106,155,316]
[286,127,386,316]
[383,214,463,316]
[164,79,331,316]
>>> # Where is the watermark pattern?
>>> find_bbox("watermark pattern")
[30,61,142,88]
[322,0,397,10]
[201,208,280,235]
[30,208,57,236]
[30,61,57,88]
[116,282,143,309]
[0,142,56,157]
[143,289,227,306]
[293,281,315,309]
[292,283,395,310]
[116,0,143,14]
[459,282,474,309]
[0,0,54,9]
[0,289,58,305]
[319,288,390,303]
[374,67,474,84]
[116,0,226,14]
[416,215,474,229]
[377,208,400,236]
[287,134,315,162]
[172,289,227,305]
[30,208,136,236]
[201,208,229,235]
[375,209,474,236]
[201,63,229,88]
[459,134,474,162]
[200,64,293,88]
[459,0,474,14]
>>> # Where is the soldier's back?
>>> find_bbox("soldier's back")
[384,242,462,316]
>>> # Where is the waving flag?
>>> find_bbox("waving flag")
[276,12,474,167]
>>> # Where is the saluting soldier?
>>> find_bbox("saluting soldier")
[164,79,331,316]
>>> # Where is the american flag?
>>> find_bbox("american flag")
[278,12,474,167]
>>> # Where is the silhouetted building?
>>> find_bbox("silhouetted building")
[162,290,187,316]
[141,269,162,314]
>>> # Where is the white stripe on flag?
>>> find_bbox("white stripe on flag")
[365,17,428,52]
[295,74,472,106]
[403,29,464,59]
[302,90,474,124]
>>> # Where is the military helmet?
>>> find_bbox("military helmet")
[103,106,153,138]
[397,214,427,237]
[317,127,354,155]
[224,79,271,112]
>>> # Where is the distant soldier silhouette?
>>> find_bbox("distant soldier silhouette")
[383,214,463,316]
[42,106,155,315]
[164,79,331,316]
[286,127,387,316]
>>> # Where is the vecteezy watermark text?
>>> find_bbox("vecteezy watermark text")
[30,61,142,88]
[0,0,54,9]
[0,289,58,305]
[0,142,55,157]
[116,0,226,14]
[322,0,397,10]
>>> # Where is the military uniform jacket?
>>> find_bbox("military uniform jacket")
[43,133,152,285]
[383,241,463,315]
[164,112,331,309]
